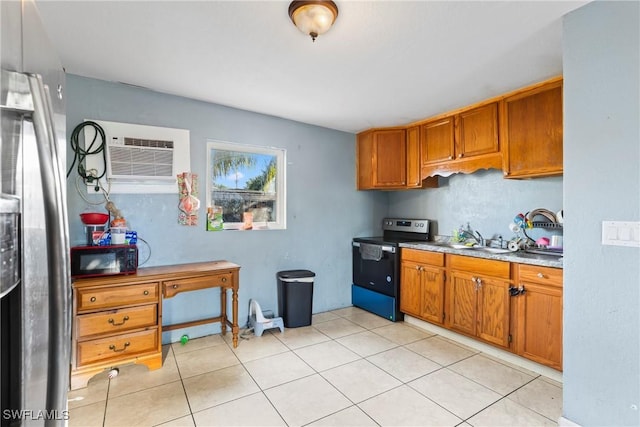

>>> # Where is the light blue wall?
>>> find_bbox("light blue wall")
[563,2,640,426]
[388,170,563,243]
[65,75,388,344]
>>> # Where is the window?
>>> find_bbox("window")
[206,140,286,230]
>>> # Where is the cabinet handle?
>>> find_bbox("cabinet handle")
[458,153,463,158]
[221,277,227,283]
[448,156,453,160]
[143,290,149,295]
[90,297,96,302]
[108,315,130,326]
[109,342,130,352]
[173,284,179,289]
[537,272,545,278]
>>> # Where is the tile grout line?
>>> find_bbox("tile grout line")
[170,343,200,426]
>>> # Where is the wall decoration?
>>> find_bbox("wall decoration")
[177,172,200,226]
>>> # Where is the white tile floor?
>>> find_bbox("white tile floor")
[68,307,562,427]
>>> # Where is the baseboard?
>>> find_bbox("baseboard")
[558,416,581,426]
[403,315,563,383]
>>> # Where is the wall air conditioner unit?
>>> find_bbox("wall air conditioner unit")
[83,120,190,194]
[106,136,175,181]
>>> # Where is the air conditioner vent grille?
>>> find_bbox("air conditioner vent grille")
[108,145,174,180]
[124,137,174,149]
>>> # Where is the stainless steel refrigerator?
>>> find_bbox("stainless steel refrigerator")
[1,1,70,426]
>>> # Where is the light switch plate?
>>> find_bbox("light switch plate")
[602,221,640,247]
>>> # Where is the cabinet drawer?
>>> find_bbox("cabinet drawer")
[77,328,158,367]
[163,273,233,297]
[518,264,562,287]
[401,248,444,266]
[447,254,510,279]
[77,283,159,312]
[76,304,157,338]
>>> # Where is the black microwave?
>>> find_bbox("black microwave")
[70,244,138,278]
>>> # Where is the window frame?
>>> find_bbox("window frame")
[205,139,286,230]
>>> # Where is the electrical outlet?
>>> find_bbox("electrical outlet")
[602,221,640,247]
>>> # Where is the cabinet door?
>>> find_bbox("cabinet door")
[420,265,445,325]
[447,271,477,336]
[502,80,563,178]
[456,103,499,159]
[406,126,421,188]
[400,261,422,317]
[372,129,407,187]
[420,117,455,165]
[516,282,563,370]
[476,276,510,348]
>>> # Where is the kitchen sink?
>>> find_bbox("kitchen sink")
[477,247,512,254]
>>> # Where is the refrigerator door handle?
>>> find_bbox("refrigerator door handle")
[27,73,71,422]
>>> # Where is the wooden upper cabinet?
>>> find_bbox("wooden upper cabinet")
[356,76,563,186]
[420,103,501,177]
[372,129,406,187]
[357,128,405,189]
[456,103,499,158]
[502,79,563,178]
[420,117,455,164]
[405,126,422,188]
[357,128,437,190]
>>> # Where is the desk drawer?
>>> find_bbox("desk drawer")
[77,282,159,312]
[77,327,158,367]
[76,304,157,338]
[163,273,233,297]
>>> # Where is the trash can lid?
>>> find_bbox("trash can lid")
[277,269,316,279]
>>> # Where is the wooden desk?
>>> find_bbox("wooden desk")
[71,260,240,389]
[159,261,241,347]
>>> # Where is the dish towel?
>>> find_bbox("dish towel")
[360,243,383,261]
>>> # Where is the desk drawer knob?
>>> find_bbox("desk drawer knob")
[143,290,149,295]
[108,316,130,326]
[109,342,130,352]
[537,272,545,279]
[90,297,96,302]
[173,284,179,289]
[221,277,227,283]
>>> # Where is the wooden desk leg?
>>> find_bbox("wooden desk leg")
[232,285,239,348]
[220,288,227,336]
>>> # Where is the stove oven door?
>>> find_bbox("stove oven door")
[352,241,397,297]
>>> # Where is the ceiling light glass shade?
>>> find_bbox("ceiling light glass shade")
[288,1,338,42]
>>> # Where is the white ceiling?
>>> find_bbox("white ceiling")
[35,1,587,134]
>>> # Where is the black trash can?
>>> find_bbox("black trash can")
[277,269,315,328]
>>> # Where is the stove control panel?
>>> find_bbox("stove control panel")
[382,218,430,234]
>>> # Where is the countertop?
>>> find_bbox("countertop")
[400,242,563,269]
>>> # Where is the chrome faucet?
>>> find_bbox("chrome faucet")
[457,224,485,246]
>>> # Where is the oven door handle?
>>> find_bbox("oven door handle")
[352,242,396,253]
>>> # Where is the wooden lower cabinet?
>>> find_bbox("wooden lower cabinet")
[514,264,563,370]
[399,249,563,370]
[400,249,445,325]
[447,256,511,348]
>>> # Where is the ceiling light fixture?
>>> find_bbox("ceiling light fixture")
[288,1,338,42]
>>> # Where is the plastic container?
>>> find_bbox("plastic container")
[110,227,127,244]
[277,269,315,328]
